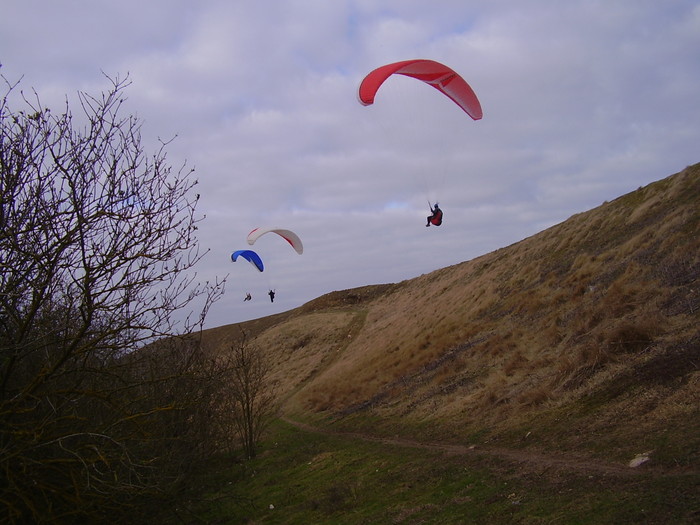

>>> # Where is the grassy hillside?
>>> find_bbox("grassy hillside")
[184,164,699,523]
[206,163,698,469]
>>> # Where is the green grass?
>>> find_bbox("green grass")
[145,418,699,524]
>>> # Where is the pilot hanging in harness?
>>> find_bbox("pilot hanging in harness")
[426,202,443,227]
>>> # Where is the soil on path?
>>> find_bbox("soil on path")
[280,416,684,479]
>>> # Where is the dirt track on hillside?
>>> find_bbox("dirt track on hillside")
[280,416,689,479]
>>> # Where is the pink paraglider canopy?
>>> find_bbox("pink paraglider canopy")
[358,59,482,120]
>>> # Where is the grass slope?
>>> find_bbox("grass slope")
[172,418,697,524]
[189,164,699,523]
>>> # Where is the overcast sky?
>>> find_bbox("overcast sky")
[2,1,699,329]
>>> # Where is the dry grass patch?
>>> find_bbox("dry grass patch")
[255,311,356,396]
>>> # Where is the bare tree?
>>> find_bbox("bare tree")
[219,331,278,459]
[0,73,225,523]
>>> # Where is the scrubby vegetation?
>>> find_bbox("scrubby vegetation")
[0,76,234,523]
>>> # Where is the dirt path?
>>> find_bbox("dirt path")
[280,416,674,479]
[277,304,693,480]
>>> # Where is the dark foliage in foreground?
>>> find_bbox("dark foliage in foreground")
[0,73,231,523]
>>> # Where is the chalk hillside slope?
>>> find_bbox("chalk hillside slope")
[202,163,699,467]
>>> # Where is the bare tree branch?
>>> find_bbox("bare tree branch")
[0,73,227,523]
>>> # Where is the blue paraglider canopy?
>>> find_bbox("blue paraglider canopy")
[231,249,264,272]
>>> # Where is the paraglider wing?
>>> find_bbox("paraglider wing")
[231,249,264,272]
[358,59,483,120]
[246,227,303,255]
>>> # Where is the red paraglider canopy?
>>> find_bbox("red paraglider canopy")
[358,59,482,120]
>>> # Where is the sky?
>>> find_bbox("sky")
[1,0,699,329]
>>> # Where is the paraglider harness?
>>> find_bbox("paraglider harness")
[427,202,443,226]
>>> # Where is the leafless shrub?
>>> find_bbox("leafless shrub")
[216,331,278,459]
[0,74,224,522]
